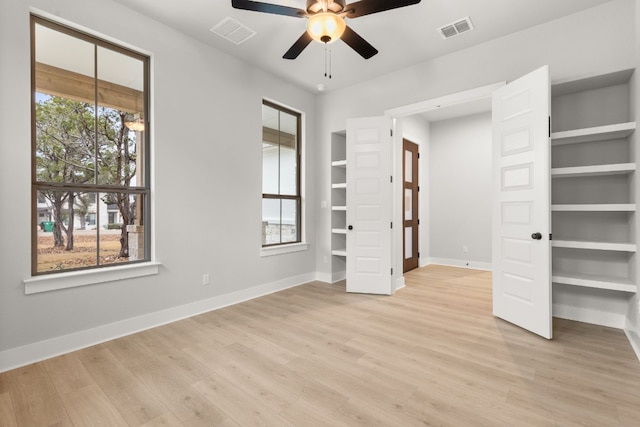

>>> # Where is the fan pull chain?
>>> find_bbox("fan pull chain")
[324,45,332,79]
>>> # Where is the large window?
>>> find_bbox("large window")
[262,100,301,246]
[31,16,150,275]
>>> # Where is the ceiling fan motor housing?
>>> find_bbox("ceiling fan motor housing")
[306,0,346,14]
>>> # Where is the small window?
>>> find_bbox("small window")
[31,16,150,275]
[262,100,302,246]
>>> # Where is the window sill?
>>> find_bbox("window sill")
[23,262,161,295]
[261,242,309,257]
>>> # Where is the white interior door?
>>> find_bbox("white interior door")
[492,66,552,339]
[346,116,393,294]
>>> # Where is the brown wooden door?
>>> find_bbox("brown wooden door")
[403,139,419,272]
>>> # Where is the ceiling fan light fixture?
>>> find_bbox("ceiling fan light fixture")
[307,12,346,44]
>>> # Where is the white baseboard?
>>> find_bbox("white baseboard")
[315,271,332,283]
[553,303,626,329]
[427,257,493,271]
[395,276,406,292]
[331,270,346,284]
[315,271,346,284]
[0,273,316,374]
[625,318,640,362]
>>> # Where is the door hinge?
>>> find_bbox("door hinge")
[390,175,393,183]
[418,186,420,192]
[548,116,551,138]
[391,268,393,275]
[549,233,553,240]
[417,152,420,159]
[417,219,420,225]
[418,251,420,258]
[390,222,393,229]
[390,129,393,137]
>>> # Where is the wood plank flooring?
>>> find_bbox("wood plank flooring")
[1,265,639,426]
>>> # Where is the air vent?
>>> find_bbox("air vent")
[438,17,474,39]
[211,17,256,45]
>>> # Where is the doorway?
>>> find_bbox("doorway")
[403,139,419,272]
[386,82,504,291]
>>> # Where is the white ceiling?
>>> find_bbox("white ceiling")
[111,0,612,94]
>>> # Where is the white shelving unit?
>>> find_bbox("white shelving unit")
[331,248,347,257]
[551,122,636,145]
[551,69,637,295]
[551,162,636,178]
[552,273,636,293]
[331,132,347,281]
[552,240,636,252]
[552,204,636,212]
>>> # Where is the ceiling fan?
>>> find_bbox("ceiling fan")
[231,0,422,60]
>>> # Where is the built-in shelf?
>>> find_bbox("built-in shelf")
[551,122,636,146]
[332,249,347,257]
[552,272,637,293]
[331,160,347,167]
[552,204,636,212]
[332,228,347,234]
[551,163,636,178]
[332,183,347,189]
[552,239,636,252]
[331,205,347,211]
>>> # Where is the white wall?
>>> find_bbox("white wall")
[427,112,492,268]
[0,0,317,369]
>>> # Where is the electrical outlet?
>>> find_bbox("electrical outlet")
[202,273,210,286]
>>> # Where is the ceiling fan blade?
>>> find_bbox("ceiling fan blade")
[231,0,306,18]
[341,25,378,59]
[345,0,421,19]
[283,32,313,59]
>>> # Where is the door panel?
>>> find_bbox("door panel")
[403,139,419,272]
[492,65,552,339]
[346,117,392,295]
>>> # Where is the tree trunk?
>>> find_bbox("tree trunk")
[116,113,133,259]
[119,223,129,258]
[118,193,132,258]
[65,191,75,251]
[52,198,65,248]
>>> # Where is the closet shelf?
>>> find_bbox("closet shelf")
[552,272,636,293]
[551,122,636,146]
[331,205,347,211]
[332,248,347,257]
[332,228,347,234]
[551,163,636,178]
[552,239,636,252]
[552,204,636,212]
[331,160,347,167]
[332,183,347,189]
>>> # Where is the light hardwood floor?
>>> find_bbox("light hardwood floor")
[1,265,640,426]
